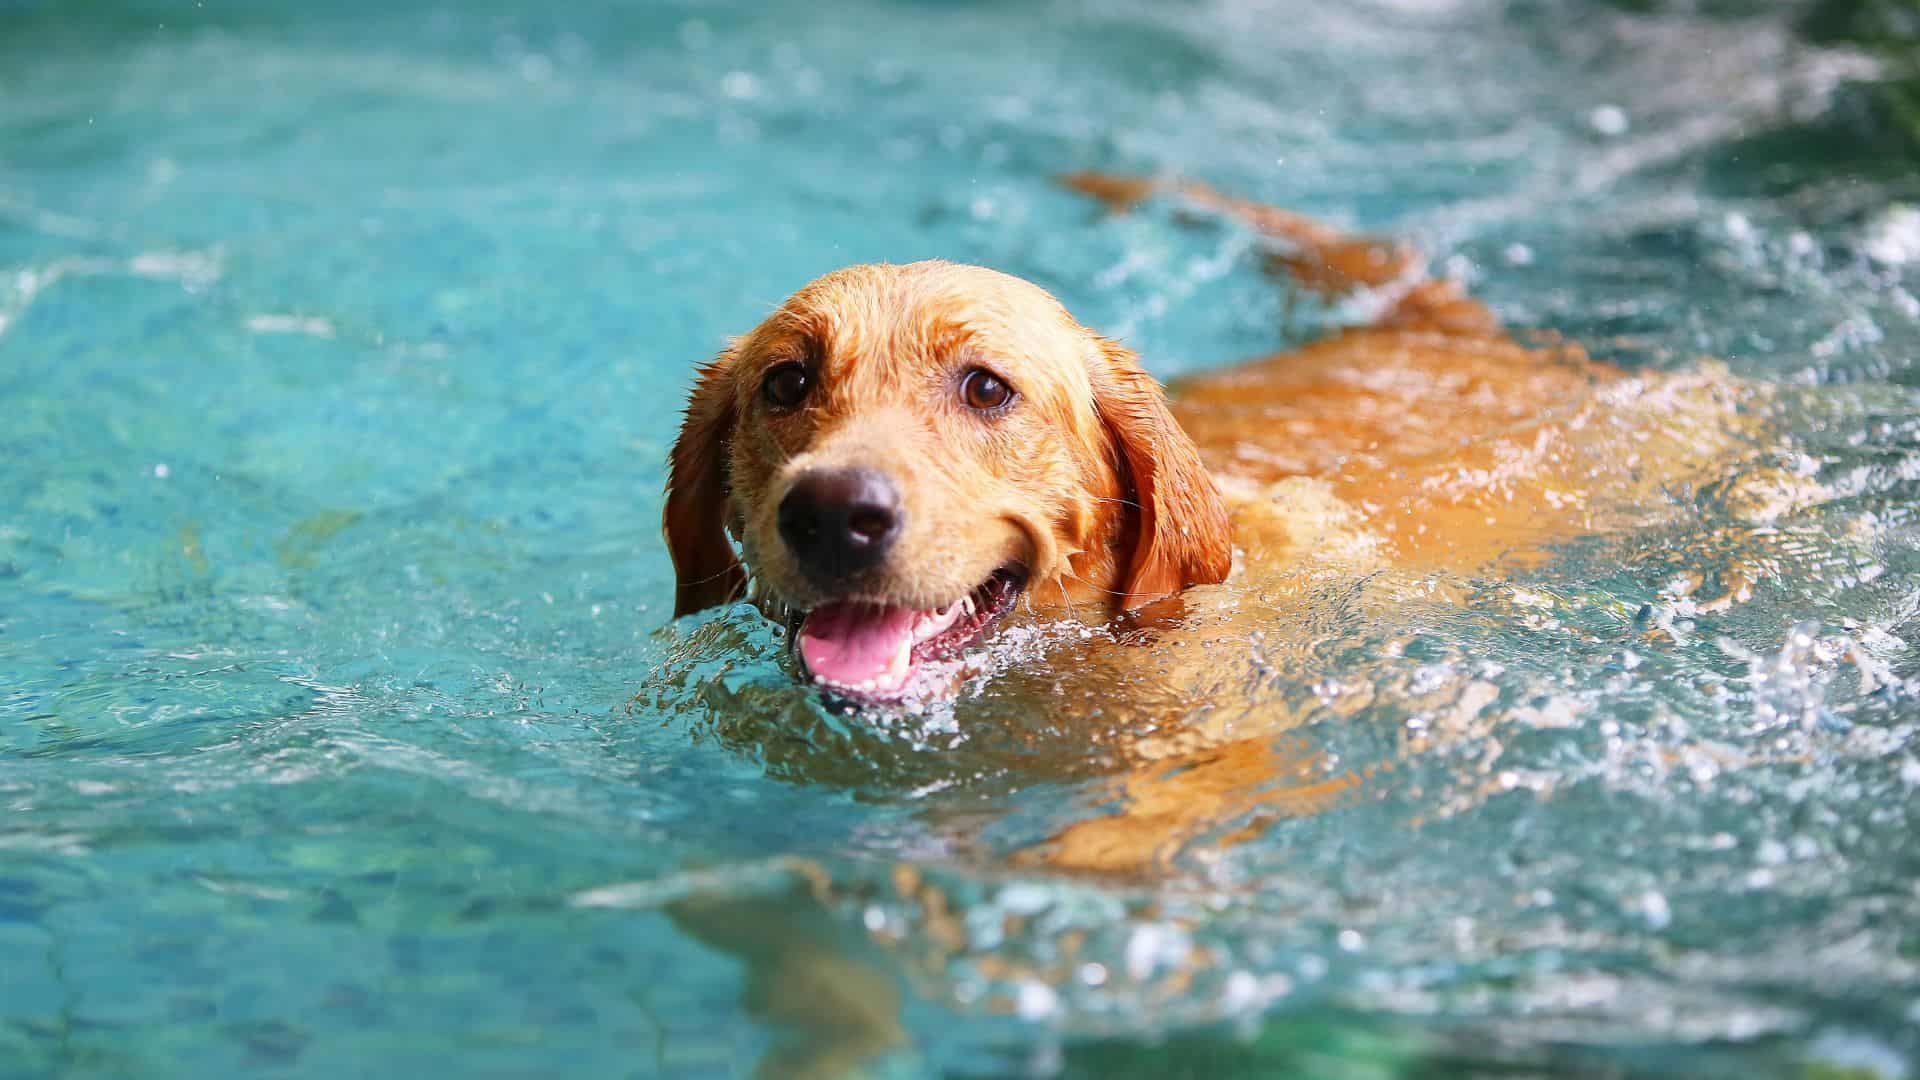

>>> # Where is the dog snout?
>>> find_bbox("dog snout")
[777,467,904,585]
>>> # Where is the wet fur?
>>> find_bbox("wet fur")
[661,174,1771,874]
[666,176,1755,641]
[665,260,1233,623]
[658,174,1772,1075]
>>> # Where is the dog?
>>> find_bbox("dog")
[658,172,1785,874]
[653,173,1792,1076]
[664,173,1764,706]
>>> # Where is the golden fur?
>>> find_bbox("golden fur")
[658,172,1775,880]
[665,260,1231,621]
[667,173,1755,637]
[657,173,1779,1077]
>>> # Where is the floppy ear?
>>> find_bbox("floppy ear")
[1088,337,1233,610]
[664,348,749,617]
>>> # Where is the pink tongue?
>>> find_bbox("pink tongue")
[797,602,917,686]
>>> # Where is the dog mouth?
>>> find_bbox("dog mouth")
[789,566,1028,702]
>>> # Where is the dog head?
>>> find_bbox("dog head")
[664,261,1230,701]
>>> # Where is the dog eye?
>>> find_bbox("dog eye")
[960,367,1014,411]
[761,362,811,409]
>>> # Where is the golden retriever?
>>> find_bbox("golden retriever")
[665,172,1762,706]
[651,173,1792,1077]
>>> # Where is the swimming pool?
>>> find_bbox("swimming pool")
[3,0,1918,1075]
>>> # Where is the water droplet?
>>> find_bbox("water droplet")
[1588,104,1629,136]
[1636,890,1672,929]
[1014,979,1059,1021]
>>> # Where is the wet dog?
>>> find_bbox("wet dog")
[655,175,1783,1075]
[664,173,1761,709]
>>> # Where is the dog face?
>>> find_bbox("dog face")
[665,261,1230,702]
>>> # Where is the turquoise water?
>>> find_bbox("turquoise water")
[4,1,1920,1076]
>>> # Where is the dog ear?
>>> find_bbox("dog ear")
[1088,337,1233,610]
[664,347,749,617]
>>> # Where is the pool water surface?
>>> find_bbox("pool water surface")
[2,1,1919,1076]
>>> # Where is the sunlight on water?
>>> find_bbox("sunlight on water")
[2,0,1918,1075]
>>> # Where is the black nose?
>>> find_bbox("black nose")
[777,467,903,585]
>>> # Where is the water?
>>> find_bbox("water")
[3,0,1919,1075]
